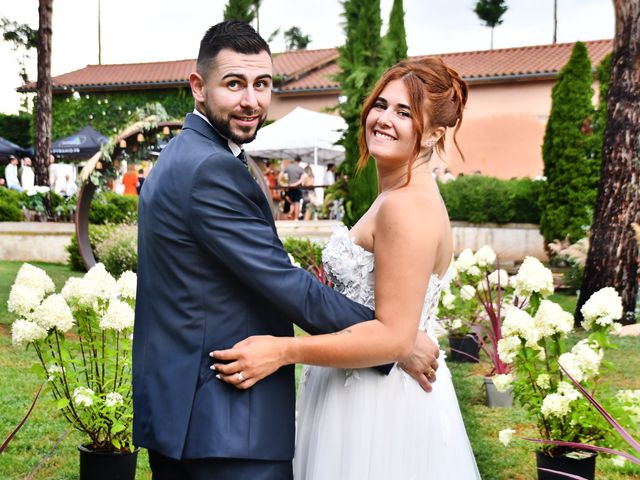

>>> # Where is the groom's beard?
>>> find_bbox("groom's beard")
[203,104,266,146]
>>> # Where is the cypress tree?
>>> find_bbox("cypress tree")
[379,0,408,71]
[336,0,382,226]
[539,41,597,244]
[223,0,255,23]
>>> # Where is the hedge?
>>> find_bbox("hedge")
[89,192,138,225]
[438,175,542,224]
[0,188,24,221]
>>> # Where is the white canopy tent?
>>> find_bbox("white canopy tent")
[244,107,346,166]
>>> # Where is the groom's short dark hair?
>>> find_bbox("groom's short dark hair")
[197,20,271,78]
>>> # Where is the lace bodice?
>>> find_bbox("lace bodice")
[322,225,444,340]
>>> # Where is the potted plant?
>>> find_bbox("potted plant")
[8,263,138,480]
[496,259,631,480]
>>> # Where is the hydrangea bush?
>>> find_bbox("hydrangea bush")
[497,262,639,457]
[8,263,137,453]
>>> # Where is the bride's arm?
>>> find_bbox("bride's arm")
[212,192,441,388]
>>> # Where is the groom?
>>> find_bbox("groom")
[133,20,440,479]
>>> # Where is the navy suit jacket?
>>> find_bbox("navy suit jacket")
[133,113,387,461]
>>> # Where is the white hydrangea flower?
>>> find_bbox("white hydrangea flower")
[492,373,514,393]
[610,322,623,336]
[47,365,64,382]
[498,428,516,447]
[11,319,48,346]
[451,318,463,330]
[512,257,554,298]
[454,249,476,274]
[611,456,626,468]
[33,294,75,332]
[14,263,55,295]
[73,387,94,407]
[442,293,456,310]
[541,392,573,419]
[580,287,623,330]
[467,265,481,277]
[534,300,574,337]
[616,389,640,404]
[557,381,581,401]
[447,263,459,282]
[7,284,45,318]
[460,285,476,301]
[116,271,137,300]
[62,276,100,307]
[502,307,540,346]
[100,299,135,332]
[497,336,521,364]
[474,245,496,268]
[488,269,510,289]
[570,339,603,380]
[84,263,118,300]
[536,373,551,390]
[288,253,301,268]
[105,392,124,407]
[558,352,584,382]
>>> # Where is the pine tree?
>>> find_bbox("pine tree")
[379,0,407,71]
[474,0,508,49]
[539,41,597,244]
[336,0,383,226]
[284,26,311,50]
[223,0,255,23]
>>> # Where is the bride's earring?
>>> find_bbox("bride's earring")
[425,140,435,149]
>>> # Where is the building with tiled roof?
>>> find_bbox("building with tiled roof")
[19,39,613,178]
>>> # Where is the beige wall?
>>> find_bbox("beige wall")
[269,91,340,119]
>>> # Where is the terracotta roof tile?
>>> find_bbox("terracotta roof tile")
[19,39,613,94]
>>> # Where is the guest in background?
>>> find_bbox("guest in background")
[56,174,78,198]
[323,163,336,186]
[0,178,6,188]
[5,156,22,191]
[281,155,304,221]
[122,163,139,196]
[301,165,317,221]
[431,166,441,180]
[137,168,146,195]
[441,168,456,183]
[20,157,35,190]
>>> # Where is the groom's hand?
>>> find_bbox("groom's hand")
[398,331,440,392]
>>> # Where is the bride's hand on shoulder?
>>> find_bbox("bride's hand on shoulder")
[210,336,291,389]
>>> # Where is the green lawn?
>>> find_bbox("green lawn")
[1,260,639,479]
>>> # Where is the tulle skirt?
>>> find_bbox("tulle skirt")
[294,361,481,479]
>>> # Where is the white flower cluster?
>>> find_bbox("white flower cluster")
[558,339,603,383]
[62,263,117,306]
[47,365,64,382]
[492,373,514,393]
[536,373,551,390]
[105,391,124,407]
[487,269,510,289]
[460,285,476,301]
[474,246,496,268]
[33,294,75,333]
[11,319,48,346]
[502,307,540,346]
[580,287,623,330]
[616,389,640,422]
[7,264,55,318]
[73,386,94,407]
[454,249,476,274]
[533,300,574,337]
[497,335,521,364]
[541,382,581,419]
[116,271,137,300]
[99,299,135,332]
[441,292,456,310]
[498,428,516,447]
[511,257,554,298]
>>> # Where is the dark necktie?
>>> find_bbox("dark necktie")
[237,150,247,166]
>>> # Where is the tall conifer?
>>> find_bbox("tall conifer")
[336,0,382,226]
[539,41,597,243]
[380,0,408,70]
[223,0,255,23]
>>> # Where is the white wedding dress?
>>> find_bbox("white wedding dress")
[294,226,481,479]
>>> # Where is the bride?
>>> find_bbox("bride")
[212,58,481,479]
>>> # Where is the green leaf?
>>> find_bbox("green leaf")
[111,423,126,434]
[56,397,70,409]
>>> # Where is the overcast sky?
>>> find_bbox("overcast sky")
[0,0,614,115]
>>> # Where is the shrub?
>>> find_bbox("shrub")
[89,191,138,225]
[95,224,138,276]
[66,224,117,271]
[0,188,24,221]
[438,176,542,224]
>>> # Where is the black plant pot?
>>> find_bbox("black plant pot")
[78,444,139,480]
[448,334,479,363]
[536,451,596,480]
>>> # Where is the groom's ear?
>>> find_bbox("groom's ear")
[189,72,206,103]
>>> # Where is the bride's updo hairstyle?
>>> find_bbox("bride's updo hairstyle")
[358,57,468,185]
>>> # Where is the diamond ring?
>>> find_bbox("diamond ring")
[236,372,245,382]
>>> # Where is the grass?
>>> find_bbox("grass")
[1,260,639,478]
